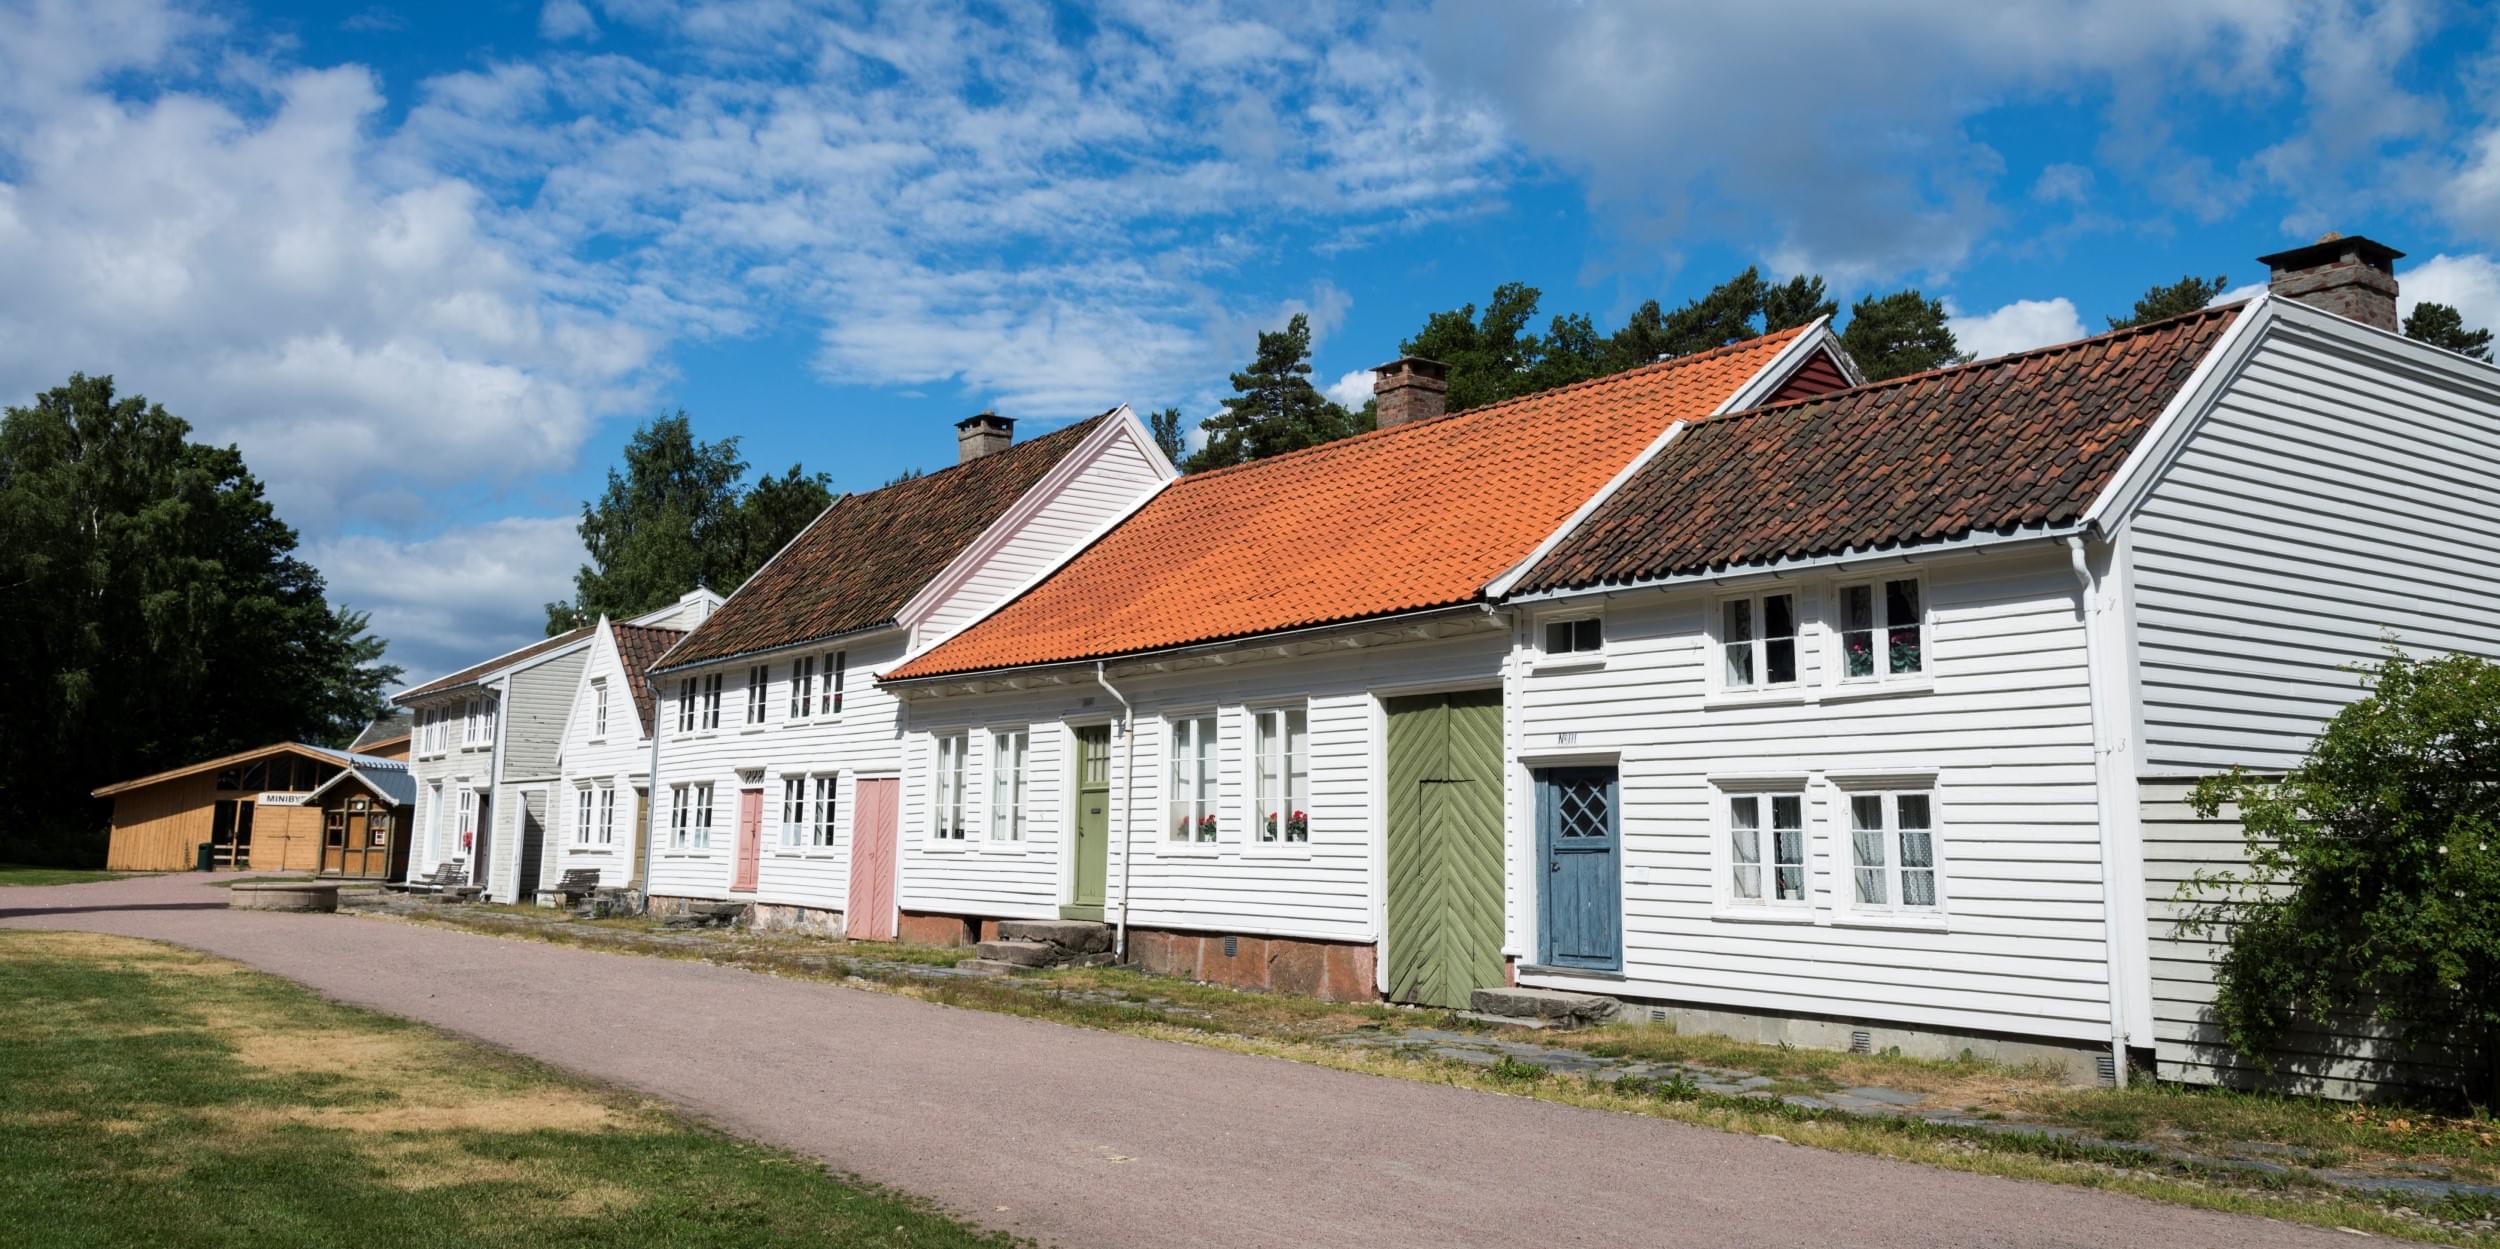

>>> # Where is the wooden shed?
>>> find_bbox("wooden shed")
[93,743,404,872]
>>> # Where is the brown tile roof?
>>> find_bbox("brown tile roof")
[395,626,598,703]
[610,621,684,735]
[658,414,1112,671]
[1517,304,2245,594]
[886,329,1810,681]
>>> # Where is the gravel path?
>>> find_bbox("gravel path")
[3,873,2358,1249]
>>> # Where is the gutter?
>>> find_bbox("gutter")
[650,619,900,680]
[1502,525,2089,609]
[1095,660,1138,961]
[2069,534,2131,1087]
[884,603,1492,692]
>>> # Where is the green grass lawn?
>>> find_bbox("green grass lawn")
[0,864,131,886]
[0,930,1021,1249]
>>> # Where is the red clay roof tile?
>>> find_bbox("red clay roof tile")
[887,329,1810,680]
[610,621,686,734]
[1516,304,2244,594]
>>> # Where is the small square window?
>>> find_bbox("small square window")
[1721,592,1798,690]
[1542,617,1602,656]
[1727,791,1807,905]
[1839,577,1925,680]
[1848,789,1941,912]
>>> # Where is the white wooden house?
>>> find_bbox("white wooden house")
[637,410,1176,936]
[396,592,715,903]
[543,590,722,899]
[1496,234,2500,1091]
[879,325,1857,995]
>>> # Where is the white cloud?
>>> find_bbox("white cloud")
[1946,296,2089,360]
[2031,163,2095,205]
[537,0,596,41]
[2401,253,2500,343]
[2441,128,2500,244]
[307,516,587,688]
[1325,367,1375,410]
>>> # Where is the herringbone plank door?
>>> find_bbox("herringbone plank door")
[1384,689,1507,1008]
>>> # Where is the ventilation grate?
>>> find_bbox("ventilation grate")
[1650,1006,1669,1024]
[2096,1053,2119,1086]
[1849,1030,1873,1055]
[1223,934,1239,958]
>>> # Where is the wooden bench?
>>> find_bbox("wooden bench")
[393,861,481,902]
[543,868,603,908]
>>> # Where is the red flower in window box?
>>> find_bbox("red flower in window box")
[1264,809,1310,840]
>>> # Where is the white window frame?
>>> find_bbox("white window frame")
[590,678,609,740]
[1166,712,1219,845]
[743,664,769,727]
[1713,780,1811,917]
[701,673,723,731]
[1834,777,1946,920]
[1249,704,1309,847]
[596,783,616,846]
[668,782,714,852]
[820,650,846,717]
[676,678,697,734]
[780,776,809,849]
[989,728,1029,842]
[790,655,816,720]
[1537,612,1605,665]
[1832,574,1929,686]
[1714,588,1802,694]
[574,784,595,846]
[930,733,968,841]
[456,787,478,853]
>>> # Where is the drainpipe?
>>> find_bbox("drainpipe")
[2070,535,2131,1088]
[640,703,663,906]
[1095,660,1137,961]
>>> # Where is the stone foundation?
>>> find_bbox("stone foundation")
[897,911,1012,947]
[227,882,339,913]
[645,894,750,923]
[752,902,846,937]
[1584,993,2113,1086]
[1126,927,1376,1002]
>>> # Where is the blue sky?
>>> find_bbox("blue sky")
[3,0,2497,684]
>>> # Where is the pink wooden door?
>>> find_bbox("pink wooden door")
[846,778,899,940]
[732,788,763,892]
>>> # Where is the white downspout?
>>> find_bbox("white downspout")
[1096,660,1137,961]
[2070,535,2131,1087]
[640,701,663,902]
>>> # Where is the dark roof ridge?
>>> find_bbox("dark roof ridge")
[1693,302,2248,429]
[1176,325,1809,488]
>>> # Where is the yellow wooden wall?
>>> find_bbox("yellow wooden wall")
[103,774,225,871]
[251,802,326,873]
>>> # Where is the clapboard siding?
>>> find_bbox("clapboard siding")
[1514,549,2115,1044]
[551,627,655,892]
[2141,779,2465,1097]
[2129,320,2500,775]
[911,426,1169,649]
[645,632,911,909]
[898,628,1511,943]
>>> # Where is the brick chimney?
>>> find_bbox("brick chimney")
[955,411,1013,463]
[2256,232,2403,332]
[1372,356,1449,428]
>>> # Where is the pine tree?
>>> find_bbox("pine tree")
[1184,315,1364,471]
[1841,289,1963,381]
[1147,407,1188,467]
[2109,274,2229,330]
[1763,274,1838,332]
[2403,302,2494,362]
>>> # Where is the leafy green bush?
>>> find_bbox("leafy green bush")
[2181,651,2500,1106]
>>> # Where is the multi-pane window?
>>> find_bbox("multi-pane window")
[1542,617,1602,657]
[1849,790,1939,910]
[1722,592,1798,690]
[989,730,1029,842]
[701,673,723,730]
[596,784,615,845]
[670,783,714,850]
[821,651,847,716]
[1252,707,1309,844]
[1840,577,1925,680]
[931,733,968,839]
[591,679,609,739]
[575,785,595,845]
[1167,715,1218,842]
[457,788,478,854]
[790,656,817,719]
[744,664,768,725]
[781,776,837,848]
[677,678,697,733]
[1728,792,1807,905]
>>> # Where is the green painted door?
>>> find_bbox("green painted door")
[1384,688,1506,1008]
[1063,725,1112,921]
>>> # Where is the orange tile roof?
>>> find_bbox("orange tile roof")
[886,329,1808,680]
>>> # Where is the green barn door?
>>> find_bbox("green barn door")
[1384,688,1506,1008]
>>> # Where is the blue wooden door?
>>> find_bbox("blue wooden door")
[1537,766,1621,971]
